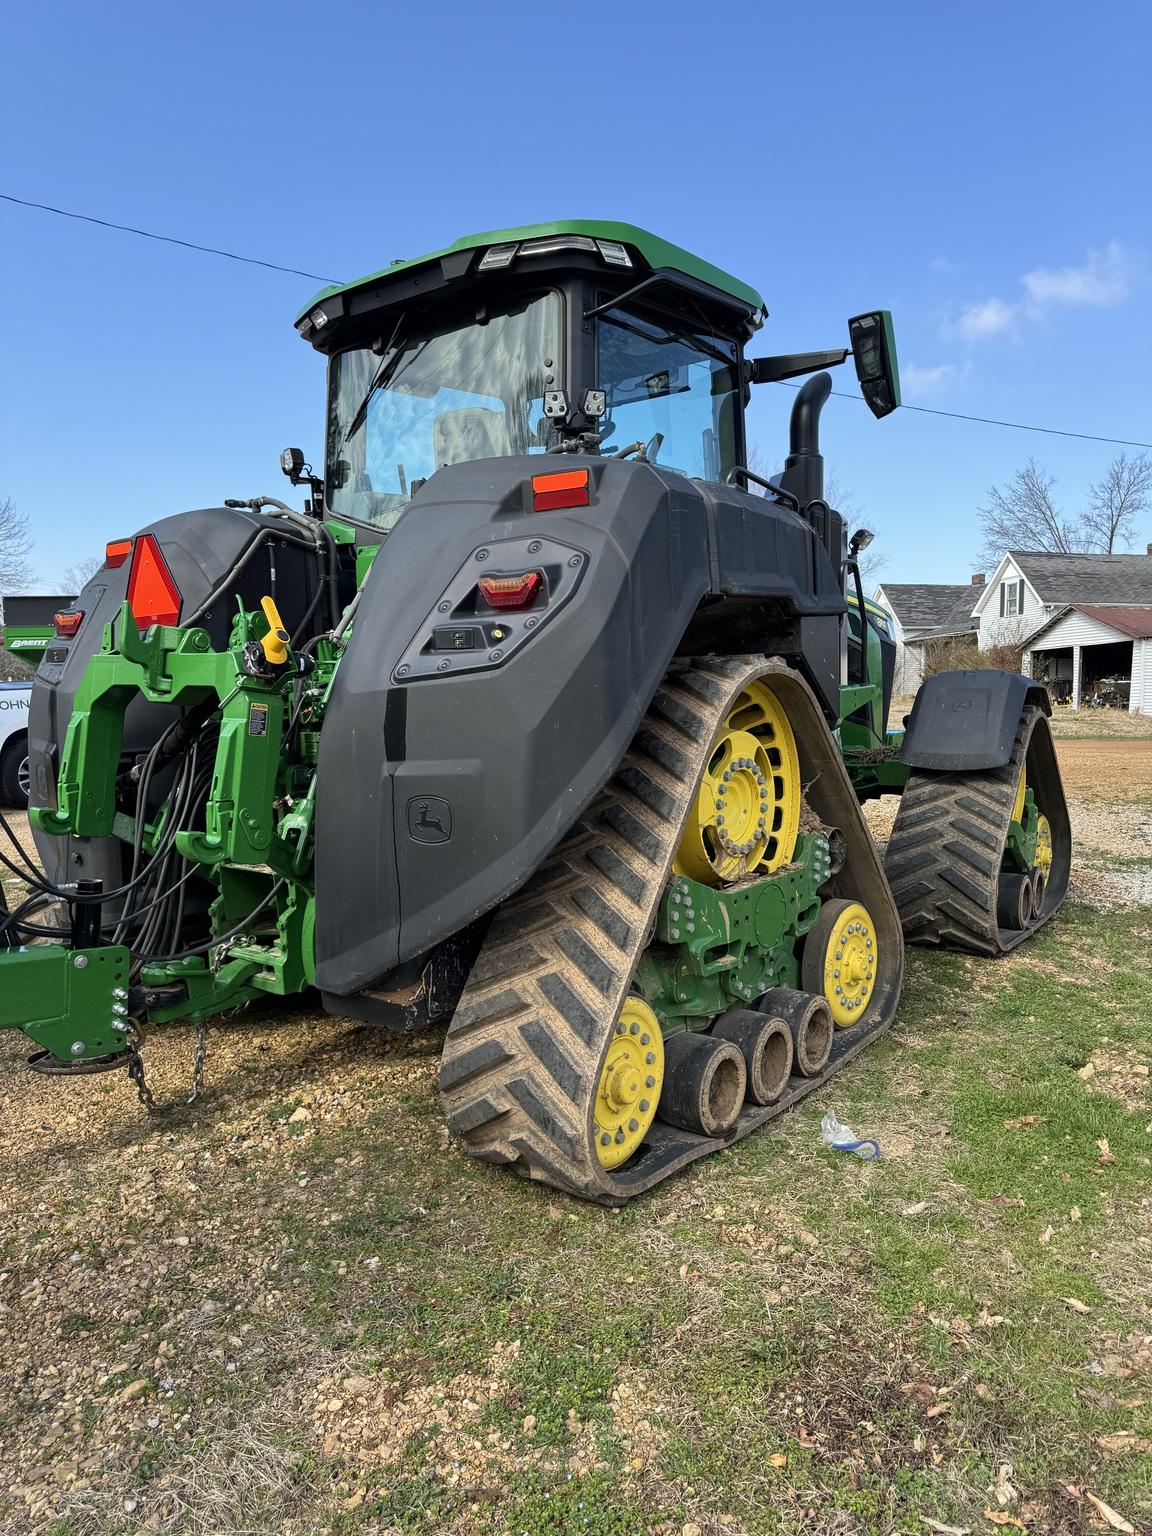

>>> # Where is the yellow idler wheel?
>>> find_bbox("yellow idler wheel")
[673,681,801,886]
[1034,812,1053,876]
[801,898,878,1028]
[594,997,664,1169]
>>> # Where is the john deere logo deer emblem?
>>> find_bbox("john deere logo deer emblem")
[407,796,452,845]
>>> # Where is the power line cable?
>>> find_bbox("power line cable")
[4,190,1150,449]
[0,191,339,284]
[775,382,1152,450]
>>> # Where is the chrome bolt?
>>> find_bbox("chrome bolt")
[112,987,128,1001]
[113,1003,128,1017]
[73,955,88,970]
[645,1075,656,1088]
[71,1041,85,1056]
[640,1033,650,1045]
[645,1052,656,1065]
[670,928,680,940]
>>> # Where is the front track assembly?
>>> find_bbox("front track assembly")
[439,656,904,1203]
[884,705,1071,956]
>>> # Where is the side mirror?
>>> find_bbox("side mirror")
[848,311,900,419]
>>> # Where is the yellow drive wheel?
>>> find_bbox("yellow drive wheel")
[594,997,664,1169]
[1034,813,1053,876]
[1011,766,1027,826]
[802,898,878,1028]
[674,681,801,886]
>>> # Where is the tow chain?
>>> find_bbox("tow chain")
[125,1020,208,1113]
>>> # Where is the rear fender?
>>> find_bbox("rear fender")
[901,670,1051,771]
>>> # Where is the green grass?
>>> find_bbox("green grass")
[4,904,1152,1534]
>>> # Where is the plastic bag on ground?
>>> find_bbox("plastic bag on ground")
[820,1110,881,1159]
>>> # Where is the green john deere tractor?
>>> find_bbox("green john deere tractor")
[0,221,1069,1202]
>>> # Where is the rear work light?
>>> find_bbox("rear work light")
[54,610,84,639]
[477,571,542,611]
[532,469,590,511]
[105,538,133,568]
[126,533,182,628]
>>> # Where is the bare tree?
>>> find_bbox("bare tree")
[60,554,103,592]
[1082,452,1152,554]
[977,460,1087,567]
[0,497,32,593]
[826,468,887,582]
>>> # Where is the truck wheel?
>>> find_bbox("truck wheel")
[0,736,29,807]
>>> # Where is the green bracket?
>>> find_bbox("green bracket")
[636,834,828,1028]
[0,944,132,1061]
[1005,789,1039,871]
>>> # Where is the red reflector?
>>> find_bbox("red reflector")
[105,538,133,568]
[477,571,542,610]
[532,468,589,511]
[54,610,84,639]
[126,534,182,627]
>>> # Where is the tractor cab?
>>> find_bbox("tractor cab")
[295,222,767,533]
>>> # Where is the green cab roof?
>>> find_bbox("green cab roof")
[296,220,766,323]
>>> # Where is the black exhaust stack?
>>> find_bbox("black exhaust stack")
[776,372,844,572]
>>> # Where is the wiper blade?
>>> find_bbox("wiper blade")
[340,340,408,446]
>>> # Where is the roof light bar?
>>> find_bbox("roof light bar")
[477,233,636,275]
[595,239,632,267]
[478,242,519,270]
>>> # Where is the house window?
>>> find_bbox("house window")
[999,577,1025,618]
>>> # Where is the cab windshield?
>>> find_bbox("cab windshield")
[327,292,560,529]
[596,306,740,481]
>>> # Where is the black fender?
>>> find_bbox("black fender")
[314,454,845,995]
[901,669,1052,771]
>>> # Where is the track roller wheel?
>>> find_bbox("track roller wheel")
[997,871,1033,931]
[658,1032,746,1137]
[713,1007,793,1105]
[757,988,833,1078]
[801,898,878,1027]
[594,998,664,1170]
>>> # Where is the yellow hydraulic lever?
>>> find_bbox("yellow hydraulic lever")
[259,596,291,666]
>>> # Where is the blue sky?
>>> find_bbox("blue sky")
[2,0,1149,590]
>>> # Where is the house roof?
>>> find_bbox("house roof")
[1009,550,1152,605]
[876,584,978,633]
[1025,603,1152,646]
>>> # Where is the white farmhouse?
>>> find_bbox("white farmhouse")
[972,548,1152,712]
[872,578,983,694]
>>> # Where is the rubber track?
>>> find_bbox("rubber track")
[884,706,1071,956]
[439,655,904,1204]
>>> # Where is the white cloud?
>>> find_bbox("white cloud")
[954,297,1016,340]
[1022,241,1129,311]
[944,241,1132,346]
[901,363,955,399]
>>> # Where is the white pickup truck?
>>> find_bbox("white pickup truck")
[0,681,31,806]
